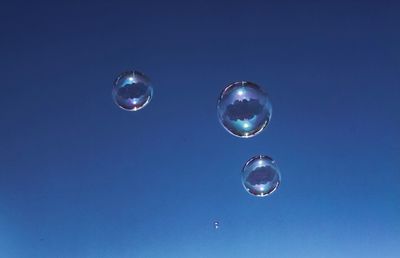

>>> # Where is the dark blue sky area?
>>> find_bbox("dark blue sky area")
[0,1,399,257]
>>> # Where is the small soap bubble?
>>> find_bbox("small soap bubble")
[112,70,153,111]
[241,155,281,197]
[217,81,272,138]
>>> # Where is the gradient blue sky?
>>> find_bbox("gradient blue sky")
[1,1,399,257]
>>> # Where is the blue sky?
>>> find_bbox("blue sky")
[0,0,399,257]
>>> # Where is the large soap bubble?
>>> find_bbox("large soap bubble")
[112,70,153,111]
[217,81,272,138]
[241,155,281,197]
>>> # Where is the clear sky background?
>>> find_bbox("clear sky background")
[1,0,399,257]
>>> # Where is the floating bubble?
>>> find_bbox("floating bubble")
[217,81,272,138]
[213,221,220,230]
[112,70,153,111]
[241,155,281,197]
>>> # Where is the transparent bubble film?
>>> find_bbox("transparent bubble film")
[112,70,153,111]
[241,155,281,197]
[217,81,272,138]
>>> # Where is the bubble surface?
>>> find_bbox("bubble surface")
[241,155,281,197]
[112,70,153,111]
[217,81,272,138]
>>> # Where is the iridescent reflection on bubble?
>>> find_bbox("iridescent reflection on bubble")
[213,221,220,230]
[112,70,153,111]
[241,155,281,197]
[217,81,272,138]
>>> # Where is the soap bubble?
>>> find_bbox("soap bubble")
[241,155,281,197]
[213,221,220,230]
[112,70,153,111]
[217,81,272,138]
